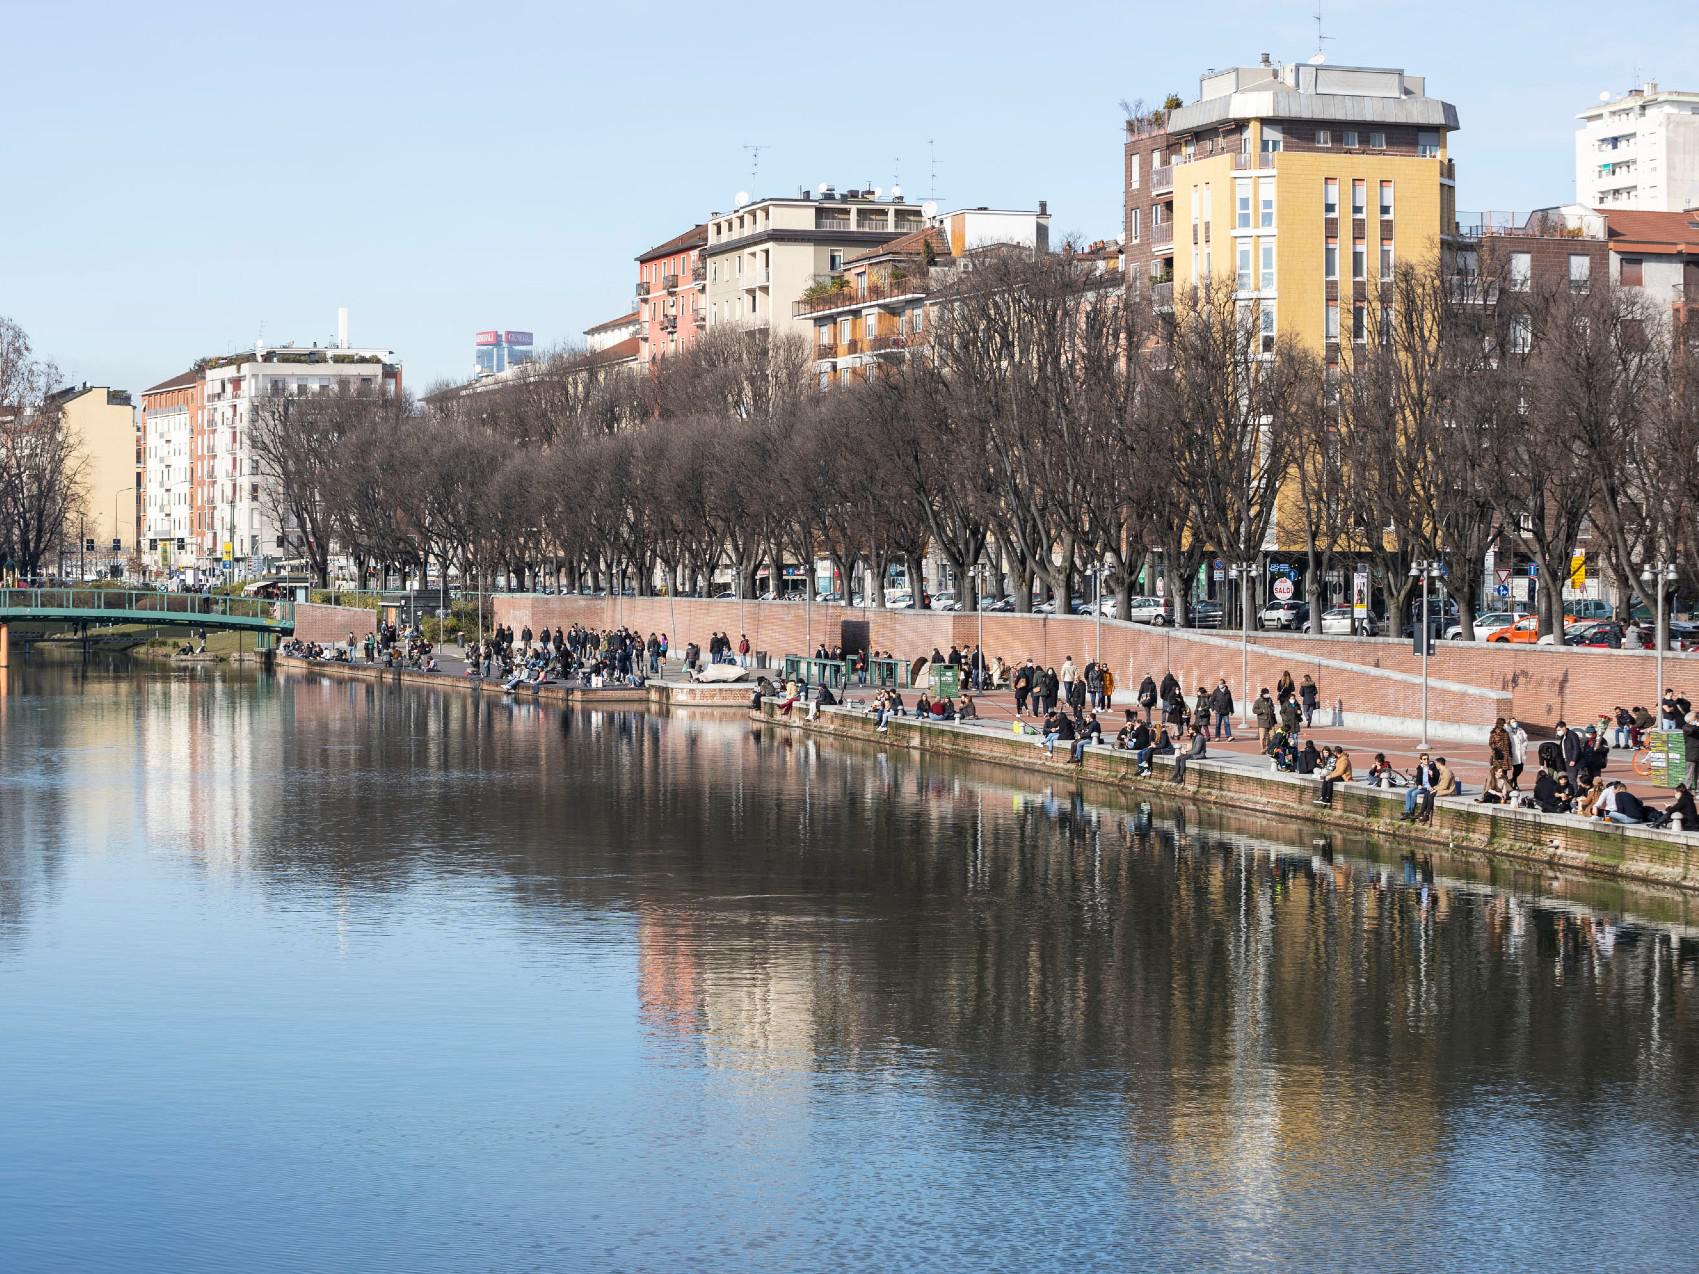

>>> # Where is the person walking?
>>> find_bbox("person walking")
[1100,666,1116,710]
[1013,662,1032,717]
[1253,688,1277,752]
[1210,679,1234,740]
[1278,694,1302,740]
[1060,656,1077,707]
[1276,669,1295,705]
[1192,685,1212,738]
[1299,674,1320,728]
[1137,674,1158,723]
[1506,717,1528,787]
[1557,720,1584,795]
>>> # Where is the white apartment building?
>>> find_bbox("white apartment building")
[1576,83,1699,211]
[139,368,199,575]
[200,343,401,571]
[703,186,931,339]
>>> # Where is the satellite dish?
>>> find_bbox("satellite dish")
[922,200,939,218]
[891,184,903,200]
[819,179,833,193]
[1599,90,1612,102]
[734,191,750,207]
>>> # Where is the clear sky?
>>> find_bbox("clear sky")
[2,0,1691,395]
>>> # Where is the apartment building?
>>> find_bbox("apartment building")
[703,187,931,339]
[1576,84,1699,212]
[45,384,138,563]
[635,225,707,365]
[140,369,200,573]
[1124,55,1458,359]
[799,206,1056,387]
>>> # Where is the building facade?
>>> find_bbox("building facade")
[46,384,138,567]
[474,331,535,378]
[1124,56,1458,363]
[635,225,707,366]
[140,369,201,574]
[1576,84,1699,212]
[703,187,931,339]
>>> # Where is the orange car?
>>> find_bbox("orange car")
[1487,616,1542,643]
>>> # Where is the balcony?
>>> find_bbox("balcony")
[691,262,706,283]
[816,216,851,231]
[662,272,680,291]
[1151,221,1173,248]
[660,314,678,333]
[1150,165,1173,195]
[742,267,770,286]
[1446,276,1500,305]
[1152,281,1174,309]
[635,280,651,298]
[867,334,911,354]
[793,275,929,317]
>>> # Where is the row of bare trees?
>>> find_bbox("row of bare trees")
[250,250,1698,638]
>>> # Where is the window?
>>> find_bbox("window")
[1369,132,1386,149]
[1260,240,1275,291]
[1258,178,1275,227]
[1352,239,1366,281]
[1352,302,1367,342]
[828,250,844,271]
[1325,301,1340,341]
[1316,128,1332,147]
[1260,124,1282,154]
[1509,313,1532,354]
[1379,306,1394,346]
[1343,129,1359,148]
[1418,131,1441,158]
[816,322,831,348]
[864,314,877,339]
[1128,151,1141,189]
[1259,304,1276,353]
[1569,254,1591,292]
[1508,252,1532,291]
[911,307,924,333]
[1351,179,1366,217]
[1379,181,1394,218]
[1380,242,1394,280]
[1324,178,1339,217]
[1129,207,1141,241]
[1237,242,1253,290]
[1620,257,1644,286]
[838,317,852,342]
[1324,238,1339,280]
[1235,178,1252,228]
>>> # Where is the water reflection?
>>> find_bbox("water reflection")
[2,661,1698,1269]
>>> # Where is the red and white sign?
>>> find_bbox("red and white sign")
[1272,576,1295,601]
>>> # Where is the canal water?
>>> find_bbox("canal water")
[3,663,1698,1272]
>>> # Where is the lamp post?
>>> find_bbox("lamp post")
[976,561,986,682]
[1237,558,1255,725]
[1094,562,1106,667]
[1641,561,1678,720]
[1409,559,1442,749]
[114,486,134,581]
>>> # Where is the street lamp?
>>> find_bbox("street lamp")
[1094,561,1107,666]
[1641,560,1678,720]
[114,486,134,581]
[1236,558,1256,725]
[1409,559,1443,749]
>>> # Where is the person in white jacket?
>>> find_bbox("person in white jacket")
[1506,717,1528,786]
[1060,657,1076,707]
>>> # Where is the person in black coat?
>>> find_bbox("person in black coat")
[1533,768,1565,813]
[1557,721,1585,793]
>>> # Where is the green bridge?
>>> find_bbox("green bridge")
[0,588,296,665]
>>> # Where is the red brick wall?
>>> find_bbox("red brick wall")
[293,601,378,644]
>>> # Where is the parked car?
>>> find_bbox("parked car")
[884,591,916,609]
[1566,620,1624,648]
[1442,611,1516,641]
[815,590,844,604]
[1485,616,1564,644]
[978,595,1014,612]
[1124,596,1171,625]
[1185,600,1224,628]
[1319,607,1358,635]
[1566,597,1614,622]
[1258,600,1310,630]
[928,591,960,612]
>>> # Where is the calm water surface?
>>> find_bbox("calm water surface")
[3,663,1699,1272]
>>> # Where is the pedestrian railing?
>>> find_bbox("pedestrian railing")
[0,588,294,628]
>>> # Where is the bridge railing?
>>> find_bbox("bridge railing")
[0,588,293,626]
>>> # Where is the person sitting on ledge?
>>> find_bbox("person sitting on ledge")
[914,692,934,720]
[1315,747,1353,807]
[1532,766,1566,813]
[957,695,978,721]
[1115,710,1138,750]
[1170,729,1208,784]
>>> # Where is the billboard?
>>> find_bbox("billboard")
[474,330,501,346]
[504,331,534,347]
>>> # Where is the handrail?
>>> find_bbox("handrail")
[0,587,294,625]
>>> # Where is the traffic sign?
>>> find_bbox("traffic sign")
[1273,577,1295,601]
[1495,583,1510,598]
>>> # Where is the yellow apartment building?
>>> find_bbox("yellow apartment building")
[49,383,140,565]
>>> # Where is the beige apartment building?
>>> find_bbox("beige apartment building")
[702,186,931,339]
[47,383,139,563]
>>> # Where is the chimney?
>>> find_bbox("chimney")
[337,307,349,350]
[1260,52,1271,66]
[1038,200,1048,216]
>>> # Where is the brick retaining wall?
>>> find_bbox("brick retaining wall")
[493,595,1698,738]
[292,601,380,644]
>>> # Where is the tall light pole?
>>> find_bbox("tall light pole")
[1238,558,1254,725]
[1642,561,1677,720]
[114,486,134,581]
[1094,561,1105,667]
[1410,559,1441,749]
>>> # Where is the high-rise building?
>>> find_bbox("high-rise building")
[474,330,535,378]
[1124,56,1458,359]
[140,369,200,575]
[703,186,932,339]
[1576,84,1699,212]
[635,225,707,366]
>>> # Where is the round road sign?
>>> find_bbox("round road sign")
[1272,577,1295,601]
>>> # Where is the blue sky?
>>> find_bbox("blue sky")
[2,0,1691,394]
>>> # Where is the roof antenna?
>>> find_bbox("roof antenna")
[742,144,768,189]
[1312,0,1332,62]
[928,138,942,204]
